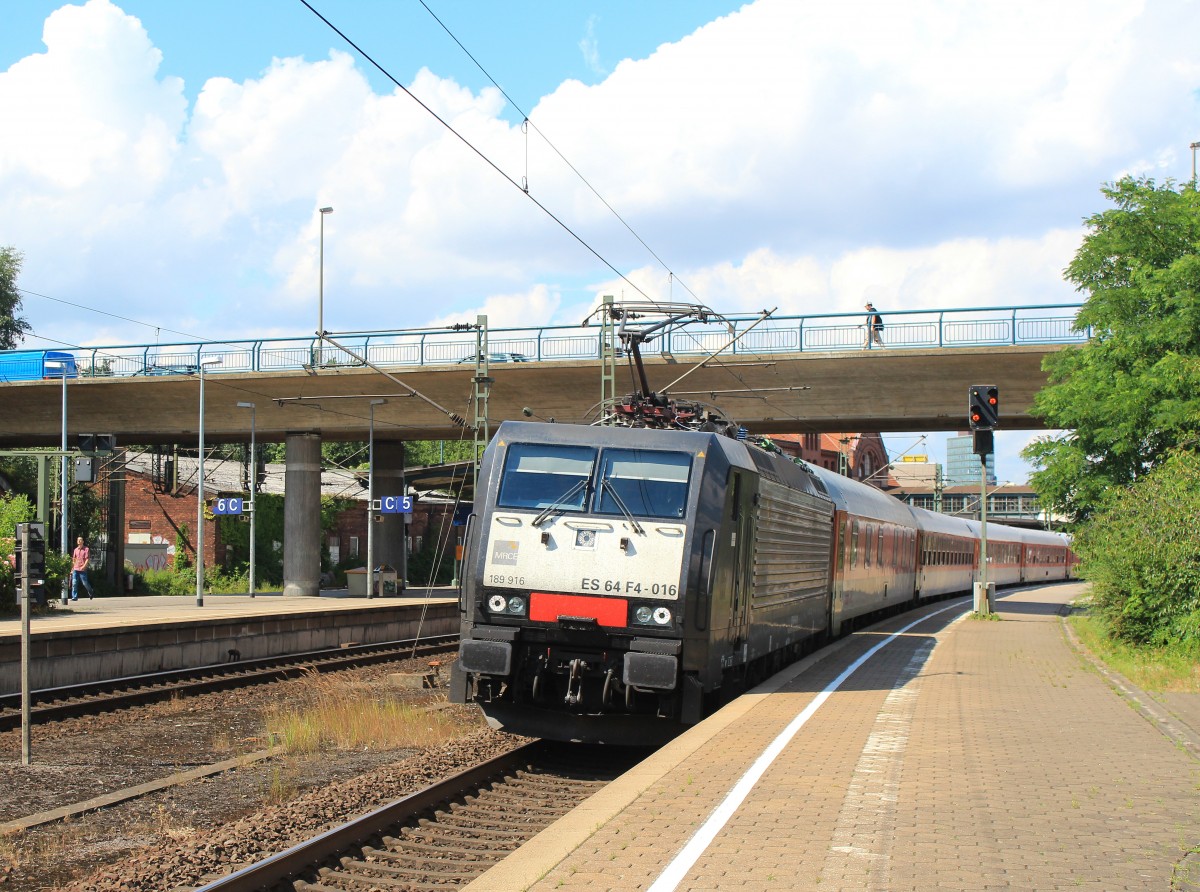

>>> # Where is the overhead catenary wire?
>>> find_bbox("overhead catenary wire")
[298,0,656,306]
[414,0,702,308]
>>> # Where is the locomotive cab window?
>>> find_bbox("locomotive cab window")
[595,449,691,519]
[497,443,596,511]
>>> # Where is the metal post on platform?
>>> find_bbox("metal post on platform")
[20,541,31,766]
[195,358,221,607]
[59,370,68,605]
[237,401,256,598]
[367,399,384,598]
[975,454,992,615]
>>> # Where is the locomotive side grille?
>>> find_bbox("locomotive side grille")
[752,479,834,607]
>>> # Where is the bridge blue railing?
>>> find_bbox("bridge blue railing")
[10,304,1088,379]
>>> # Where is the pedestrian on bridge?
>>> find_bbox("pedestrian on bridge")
[863,302,885,349]
[71,536,94,600]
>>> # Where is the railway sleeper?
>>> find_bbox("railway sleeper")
[362,844,503,867]
[454,799,575,819]
[341,855,480,880]
[459,786,586,806]
[429,812,547,833]
[392,827,508,850]
[411,821,533,842]
[502,774,605,792]
[317,867,448,890]
[465,785,566,805]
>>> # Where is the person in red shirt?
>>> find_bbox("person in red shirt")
[71,537,94,601]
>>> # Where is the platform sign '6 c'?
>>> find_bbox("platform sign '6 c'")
[212,497,244,515]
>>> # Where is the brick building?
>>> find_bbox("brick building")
[768,432,892,487]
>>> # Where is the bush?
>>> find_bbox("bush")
[1074,450,1200,646]
[140,568,197,596]
[138,567,251,596]
[407,537,455,587]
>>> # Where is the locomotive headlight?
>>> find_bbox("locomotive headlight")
[507,595,527,615]
[652,607,672,625]
[634,605,654,624]
[487,594,508,613]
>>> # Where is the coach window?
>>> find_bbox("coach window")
[498,443,596,511]
[877,527,885,567]
[863,524,872,567]
[851,520,860,567]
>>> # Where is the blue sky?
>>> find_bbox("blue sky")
[2,0,1199,482]
[1,1,742,112]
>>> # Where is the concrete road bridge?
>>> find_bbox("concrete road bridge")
[0,304,1084,446]
[0,303,1086,598]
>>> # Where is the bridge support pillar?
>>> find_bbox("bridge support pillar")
[283,432,322,597]
[374,441,407,591]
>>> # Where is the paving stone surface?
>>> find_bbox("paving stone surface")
[476,582,1200,891]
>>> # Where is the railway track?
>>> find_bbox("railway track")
[0,634,458,731]
[194,740,647,892]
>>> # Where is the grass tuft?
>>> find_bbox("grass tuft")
[263,669,481,755]
[1069,611,1200,693]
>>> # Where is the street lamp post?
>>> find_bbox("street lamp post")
[318,206,334,356]
[367,399,385,598]
[236,401,257,598]
[1192,142,1200,187]
[195,358,222,607]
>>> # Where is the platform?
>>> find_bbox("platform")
[0,587,456,637]
[471,582,1200,891]
[0,588,458,695]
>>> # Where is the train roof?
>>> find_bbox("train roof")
[959,517,1026,544]
[802,462,918,525]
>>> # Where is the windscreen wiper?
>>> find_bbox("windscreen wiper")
[532,479,589,528]
[601,479,645,534]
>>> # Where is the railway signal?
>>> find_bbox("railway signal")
[15,522,47,600]
[968,385,999,430]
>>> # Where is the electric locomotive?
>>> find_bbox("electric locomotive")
[448,420,837,744]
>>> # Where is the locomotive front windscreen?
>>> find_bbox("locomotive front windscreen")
[596,449,690,519]
[497,444,595,510]
[496,443,691,518]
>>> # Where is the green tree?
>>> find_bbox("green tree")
[0,246,30,349]
[404,439,475,467]
[1023,178,1200,522]
[323,440,367,470]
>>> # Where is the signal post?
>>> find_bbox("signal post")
[14,521,47,765]
[969,385,999,615]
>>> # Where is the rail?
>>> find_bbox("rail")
[4,303,1088,379]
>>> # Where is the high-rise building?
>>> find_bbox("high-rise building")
[945,432,995,487]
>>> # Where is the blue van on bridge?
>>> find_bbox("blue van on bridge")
[0,350,78,382]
